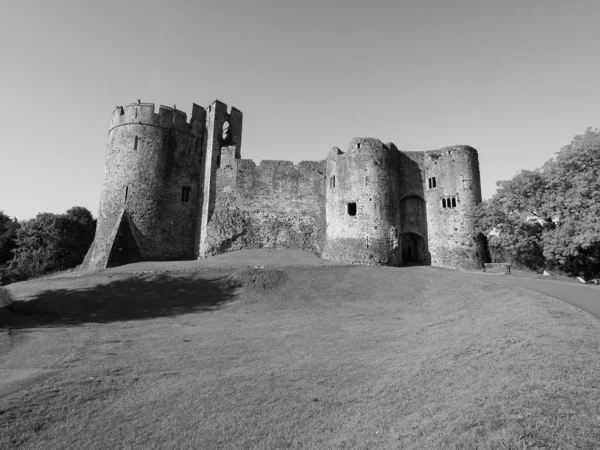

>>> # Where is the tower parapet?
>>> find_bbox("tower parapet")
[110,102,206,139]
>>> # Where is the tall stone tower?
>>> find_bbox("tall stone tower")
[322,138,403,266]
[197,101,243,258]
[424,145,482,269]
[82,100,242,270]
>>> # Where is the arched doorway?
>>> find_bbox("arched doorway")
[401,232,425,264]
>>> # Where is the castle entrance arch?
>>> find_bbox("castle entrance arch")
[399,195,428,264]
[399,195,427,236]
[401,232,425,264]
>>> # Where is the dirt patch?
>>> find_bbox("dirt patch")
[227,268,288,290]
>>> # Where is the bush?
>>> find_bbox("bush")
[4,207,96,283]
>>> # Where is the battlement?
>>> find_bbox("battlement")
[109,102,206,138]
[426,145,478,159]
[346,137,386,154]
[207,100,243,116]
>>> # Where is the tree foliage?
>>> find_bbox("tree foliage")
[475,128,600,278]
[0,211,20,266]
[2,207,96,284]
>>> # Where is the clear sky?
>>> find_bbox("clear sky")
[1,0,599,220]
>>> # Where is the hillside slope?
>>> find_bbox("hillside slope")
[1,252,599,449]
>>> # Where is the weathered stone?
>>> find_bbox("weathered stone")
[84,100,484,271]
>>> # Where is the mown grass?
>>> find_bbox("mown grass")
[1,261,600,449]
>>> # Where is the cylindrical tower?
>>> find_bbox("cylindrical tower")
[322,138,402,266]
[83,102,206,269]
[424,145,483,269]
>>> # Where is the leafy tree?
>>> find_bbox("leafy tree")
[473,190,545,271]
[6,207,96,282]
[539,128,600,277]
[0,212,21,285]
[475,128,600,278]
[0,211,20,266]
[66,206,95,226]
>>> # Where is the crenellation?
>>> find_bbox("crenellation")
[84,99,484,271]
[109,102,205,139]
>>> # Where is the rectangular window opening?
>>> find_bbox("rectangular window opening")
[452,197,457,207]
[330,175,335,188]
[442,198,446,208]
[347,202,357,216]
[134,136,139,150]
[432,177,436,188]
[181,186,191,202]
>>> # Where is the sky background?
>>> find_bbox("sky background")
[1,0,599,220]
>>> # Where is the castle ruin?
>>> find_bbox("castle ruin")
[83,100,484,270]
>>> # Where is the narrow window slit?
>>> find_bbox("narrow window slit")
[181,186,191,202]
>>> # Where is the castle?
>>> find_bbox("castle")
[83,99,484,270]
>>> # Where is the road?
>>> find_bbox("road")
[460,272,600,319]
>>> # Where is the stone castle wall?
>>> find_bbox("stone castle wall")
[199,148,326,257]
[84,103,205,269]
[84,99,485,271]
[322,138,403,266]
[397,150,430,264]
[424,146,482,269]
[197,100,242,258]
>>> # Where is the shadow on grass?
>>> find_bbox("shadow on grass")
[0,273,241,329]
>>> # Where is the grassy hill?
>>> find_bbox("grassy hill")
[1,250,600,449]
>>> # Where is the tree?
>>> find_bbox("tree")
[475,128,600,278]
[473,172,547,271]
[66,206,95,226]
[540,128,600,277]
[6,207,96,282]
[0,212,21,284]
[0,211,20,266]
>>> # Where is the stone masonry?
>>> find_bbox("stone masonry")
[83,99,484,270]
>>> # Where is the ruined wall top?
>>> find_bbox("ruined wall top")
[425,145,479,158]
[109,102,207,139]
[345,137,391,155]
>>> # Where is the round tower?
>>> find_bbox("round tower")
[322,138,402,266]
[83,102,206,269]
[424,145,483,269]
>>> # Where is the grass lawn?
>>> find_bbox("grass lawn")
[1,252,600,449]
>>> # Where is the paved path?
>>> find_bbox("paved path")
[460,272,600,319]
